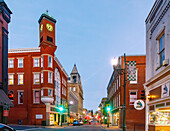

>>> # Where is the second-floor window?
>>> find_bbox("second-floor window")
[48,72,53,83]
[18,58,23,68]
[34,58,39,67]
[48,89,53,96]
[48,56,52,68]
[41,72,43,83]
[41,56,43,67]
[34,73,40,84]
[33,90,40,103]
[8,74,14,85]
[9,59,14,68]
[18,74,24,85]
[130,69,137,84]
[159,34,165,66]
[18,91,23,104]
[129,91,137,105]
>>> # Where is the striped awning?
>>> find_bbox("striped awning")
[0,89,13,107]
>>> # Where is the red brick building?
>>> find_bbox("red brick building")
[107,55,146,130]
[8,12,68,126]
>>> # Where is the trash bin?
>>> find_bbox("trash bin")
[18,119,23,125]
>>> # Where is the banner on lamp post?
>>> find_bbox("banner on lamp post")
[127,61,136,81]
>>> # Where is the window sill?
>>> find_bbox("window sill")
[33,102,40,104]
[156,65,163,71]
[18,67,23,68]
[9,84,14,86]
[18,84,24,85]
[34,83,40,85]
[18,103,23,105]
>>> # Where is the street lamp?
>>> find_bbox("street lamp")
[106,107,111,128]
[98,107,101,111]
[69,101,73,105]
[59,105,64,127]
[112,53,126,131]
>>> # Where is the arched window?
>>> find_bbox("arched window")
[8,90,14,100]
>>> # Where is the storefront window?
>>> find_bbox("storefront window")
[149,111,170,125]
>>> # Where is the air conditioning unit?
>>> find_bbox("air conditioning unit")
[163,59,169,66]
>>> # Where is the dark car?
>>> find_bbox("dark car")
[73,120,79,126]
[0,123,16,131]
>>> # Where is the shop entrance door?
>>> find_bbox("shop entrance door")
[0,106,3,123]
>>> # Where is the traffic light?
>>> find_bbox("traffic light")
[140,90,145,100]
[59,104,64,112]
[8,91,14,100]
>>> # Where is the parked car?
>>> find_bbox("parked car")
[73,120,80,126]
[0,123,16,131]
[79,121,84,125]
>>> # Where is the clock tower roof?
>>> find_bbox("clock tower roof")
[38,10,56,24]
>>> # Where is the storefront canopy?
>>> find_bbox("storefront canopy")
[0,89,13,107]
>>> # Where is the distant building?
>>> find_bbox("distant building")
[67,64,84,119]
[144,0,170,131]
[8,11,68,126]
[0,0,13,124]
[107,55,146,130]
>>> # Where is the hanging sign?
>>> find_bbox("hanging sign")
[127,61,136,81]
[3,110,9,117]
[162,83,169,98]
[134,100,145,110]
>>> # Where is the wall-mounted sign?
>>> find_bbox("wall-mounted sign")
[127,61,136,81]
[162,83,169,98]
[3,110,9,117]
[36,114,43,119]
[134,100,145,110]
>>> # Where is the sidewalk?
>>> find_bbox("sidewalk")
[100,124,122,130]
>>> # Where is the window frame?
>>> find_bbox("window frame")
[18,91,24,104]
[18,73,24,85]
[48,89,53,96]
[41,56,43,67]
[48,72,53,83]
[33,73,40,84]
[33,58,40,67]
[33,90,40,104]
[48,56,52,68]
[158,33,165,66]
[130,69,138,84]
[129,91,137,105]
[18,58,24,68]
[41,71,43,83]
[8,59,14,68]
[8,73,14,85]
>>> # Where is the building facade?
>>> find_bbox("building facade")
[107,55,146,130]
[0,0,13,124]
[8,12,68,126]
[67,64,84,119]
[144,0,170,131]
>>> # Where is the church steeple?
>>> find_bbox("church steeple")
[70,64,80,83]
[71,64,78,74]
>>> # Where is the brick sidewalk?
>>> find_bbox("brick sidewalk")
[100,124,122,130]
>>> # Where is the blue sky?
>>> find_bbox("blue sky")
[7,0,155,111]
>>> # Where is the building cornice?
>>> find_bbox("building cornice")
[144,65,170,87]
[8,47,40,53]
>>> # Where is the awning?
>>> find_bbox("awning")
[0,89,13,107]
[111,108,119,114]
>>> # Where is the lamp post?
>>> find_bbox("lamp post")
[112,53,126,131]
[106,107,110,128]
[59,106,64,127]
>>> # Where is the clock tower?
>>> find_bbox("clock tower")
[38,11,57,52]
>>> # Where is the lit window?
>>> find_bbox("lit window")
[41,71,43,83]
[159,34,165,66]
[18,59,23,68]
[8,59,14,68]
[41,56,43,67]
[48,72,53,83]
[8,90,14,100]
[119,75,121,87]
[129,91,137,105]
[48,89,53,96]
[34,58,39,67]
[119,93,120,106]
[130,69,137,84]
[18,91,23,104]
[34,73,40,84]
[8,74,14,85]
[18,74,24,85]
[48,56,52,68]
[33,90,40,103]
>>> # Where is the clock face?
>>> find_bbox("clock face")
[46,23,53,31]
[40,24,43,32]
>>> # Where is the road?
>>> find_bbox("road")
[10,125,121,131]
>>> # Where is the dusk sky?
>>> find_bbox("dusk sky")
[7,0,155,111]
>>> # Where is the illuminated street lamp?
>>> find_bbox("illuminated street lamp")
[59,105,64,127]
[111,53,126,131]
[69,101,73,105]
[98,107,101,111]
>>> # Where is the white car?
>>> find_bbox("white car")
[79,121,84,125]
